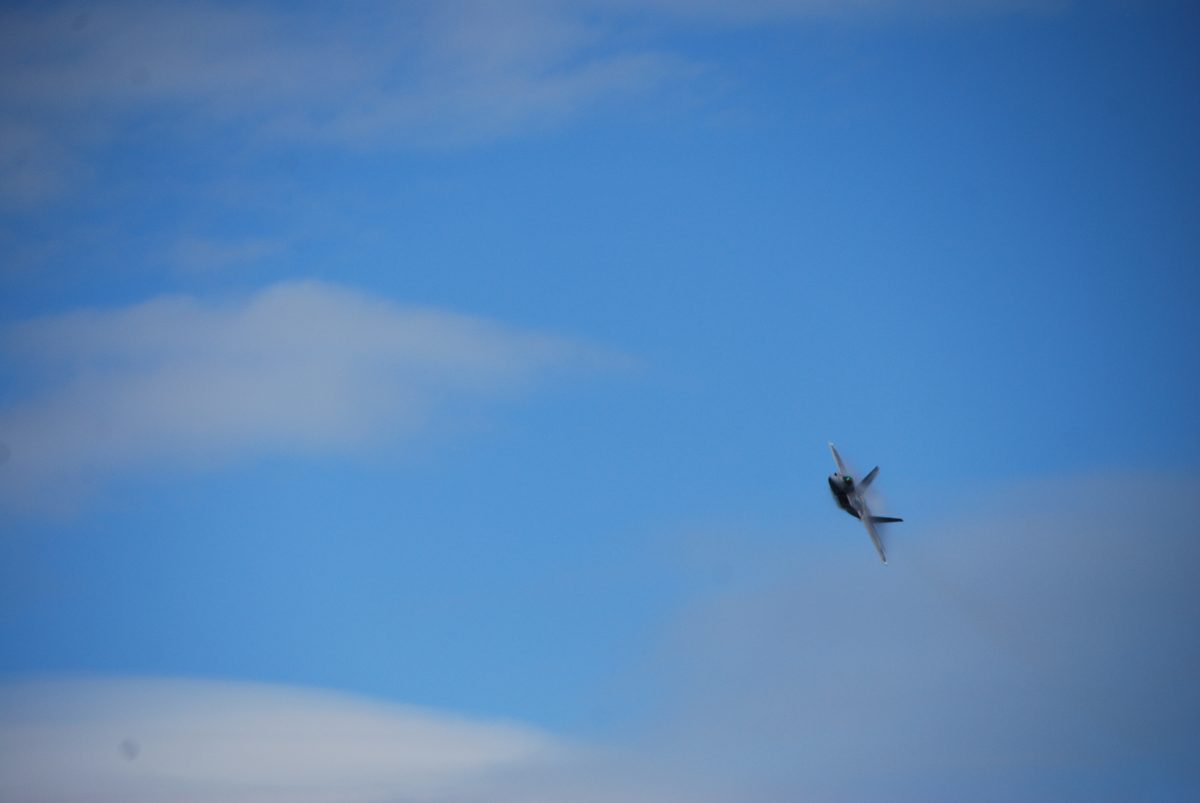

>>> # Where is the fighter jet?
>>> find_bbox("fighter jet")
[828,443,903,564]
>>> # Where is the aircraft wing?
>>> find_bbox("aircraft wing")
[828,442,849,476]
[859,500,888,565]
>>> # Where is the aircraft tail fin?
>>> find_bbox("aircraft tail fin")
[860,466,880,489]
[871,516,903,523]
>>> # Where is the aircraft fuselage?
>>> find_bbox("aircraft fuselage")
[828,474,861,519]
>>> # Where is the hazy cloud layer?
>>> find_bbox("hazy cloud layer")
[642,472,1200,801]
[0,677,563,803]
[0,281,596,507]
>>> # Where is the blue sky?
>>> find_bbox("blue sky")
[1,1,1198,800]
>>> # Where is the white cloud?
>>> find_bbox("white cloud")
[0,676,692,803]
[0,281,601,508]
[0,676,564,803]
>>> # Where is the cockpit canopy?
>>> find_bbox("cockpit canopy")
[829,473,854,488]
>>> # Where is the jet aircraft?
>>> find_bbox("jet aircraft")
[828,443,903,564]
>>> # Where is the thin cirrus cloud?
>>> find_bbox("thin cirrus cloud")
[603,0,1069,21]
[0,0,1073,207]
[0,280,602,508]
[0,1,695,206]
[167,236,287,275]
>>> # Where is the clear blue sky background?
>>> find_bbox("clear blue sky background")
[1,2,1198,800]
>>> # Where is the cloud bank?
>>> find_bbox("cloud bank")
[2,474,1195,801]
[0,281,598,508]
[0,676,563,803]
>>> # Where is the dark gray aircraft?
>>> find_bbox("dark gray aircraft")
[828,443,903,564]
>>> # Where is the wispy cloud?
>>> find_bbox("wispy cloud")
[601,0,1068,21]
[268,2,698,148]
[0,0,695,195]
[0,281,602,509]
[0,119,78,209]
[168,236,286,274]
[0,0,1069,207]
[0,676,564,803]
